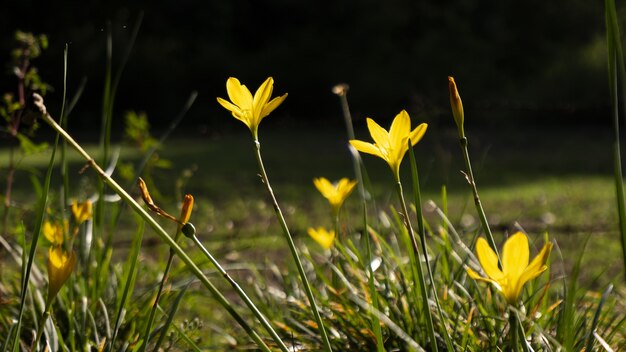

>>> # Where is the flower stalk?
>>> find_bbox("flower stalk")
[253,140,334,352]
[448,77,500,260]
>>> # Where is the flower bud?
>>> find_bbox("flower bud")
[448,76,465,137]
[47,247,76,302]
[179,194,194,224]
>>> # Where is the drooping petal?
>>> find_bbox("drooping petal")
[366,118,391,151]
[467,267,503,292]
[475,237,504,281]
[501,232,529,281]
[226,77,252,108]
[349,140,385,159]
[409,123,428,146]
[217,97,244,118]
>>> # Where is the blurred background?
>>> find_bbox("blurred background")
[0,0,613,135]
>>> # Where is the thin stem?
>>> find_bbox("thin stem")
[459,137,500,261]
[336,90,384,351]
[395,181,438,352]
[34,94,272,352]
[192,235,290,352]
[138,233,177,352]
[32,305,51,351]
[253,139,333,352]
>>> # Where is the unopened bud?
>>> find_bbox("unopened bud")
[179,194,194,224]
[448,76,465,137]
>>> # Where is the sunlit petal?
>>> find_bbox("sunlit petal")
[260,94,288,118]
[502,232,529,281]
[475,238,504,281]
[307,227,336,250]
[253,77,274,119]
[389,110,410,144]
[226,77,252,107]
[349,140,384,159]
[366,118,391,151]
[409,123,428,146]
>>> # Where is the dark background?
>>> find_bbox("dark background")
[0,0,615,137]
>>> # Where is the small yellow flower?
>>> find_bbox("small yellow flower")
[467,231,553,305]
[217,77,288,139]
[43,220,67,246]
[307,227,336,250]
[313,177,357,214]
[47,247,76,302]
[448,76,465,137]
[349,110,427,181]
[71,200,92,225]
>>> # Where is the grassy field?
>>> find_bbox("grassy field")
[1,115,624,350]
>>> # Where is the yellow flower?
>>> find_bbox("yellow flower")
[43,220,67,246]
[71,200,92,225]
[313,177,357,214]
[448,76,465,137]
[307,227,336,250]
[467,231,553,305]
[47,247,76,302]
[349,110,427,181]
[217,77,288,139]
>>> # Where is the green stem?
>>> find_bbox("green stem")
[459,137,500,261]
[253,139,333,352]
[509,309,520,352]
[34,95,272,352]
[192,235,289,352]
[395,181,438,352]
[32,304,51,351]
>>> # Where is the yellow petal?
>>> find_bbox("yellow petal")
[226,77,252,108]
[502,232,529,281]
[307,227,336,250]
[467,267,503,292]
[475,237,504,281]
[260,94,287,119]
[253,77,274,118]
[366,118,390,151]
[217,97,242,115]
[519,241,553,287]
[349,140,384,159]
[389,110,411,144]
[409,123,428,146]
[313,177,335,200]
